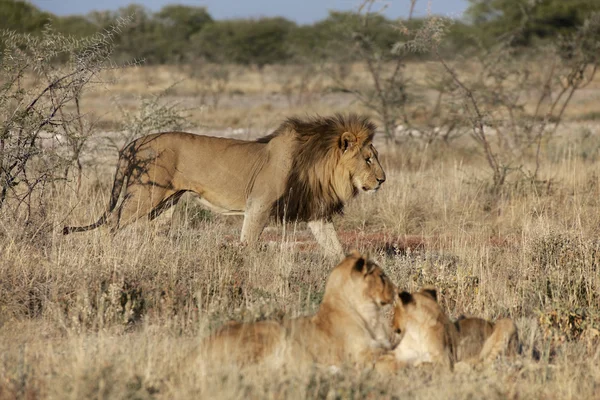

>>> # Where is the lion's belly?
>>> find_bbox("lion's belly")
[195,196,245,216]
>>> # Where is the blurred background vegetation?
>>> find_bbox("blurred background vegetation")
[2,0,599,66]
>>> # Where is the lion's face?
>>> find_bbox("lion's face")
[332,250,396,307]
[324,251,395,308]
[339,137,386,194]
[392,288,440,335]
[359,258,396,307]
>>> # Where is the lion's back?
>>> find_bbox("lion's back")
[203,320,286,366]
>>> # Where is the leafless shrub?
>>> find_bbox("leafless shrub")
[394,17,466,145]
[322,0,412,141]
[431,12,600,195]
[110,83,193,150]
[0,17,136,222]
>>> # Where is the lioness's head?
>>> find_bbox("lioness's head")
[325,250,396,308]
[392,287,458,370]
[393,287,442,335]
[339,130,386,194]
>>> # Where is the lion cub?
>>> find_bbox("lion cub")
[197,251,396,371]
[392,288,519,370]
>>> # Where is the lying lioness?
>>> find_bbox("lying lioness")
[196,251,396,371]
[392,288,519,370]
[454,315,520,364]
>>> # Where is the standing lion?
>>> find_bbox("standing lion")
[63,114,385,257]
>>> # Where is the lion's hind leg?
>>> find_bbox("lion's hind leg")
[106,183,177,232]
[148,190,186,221]
[479,318,519,363]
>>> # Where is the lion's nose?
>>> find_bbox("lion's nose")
[377,176,386,184]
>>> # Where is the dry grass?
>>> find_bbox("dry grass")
[2,63,600,399]
[73,62,600,130]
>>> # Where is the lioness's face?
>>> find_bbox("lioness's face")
[362,261,396,306]
[345,251,396,307]
[393,288,439,334]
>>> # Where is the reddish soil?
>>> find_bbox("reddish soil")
[223,229,513,255]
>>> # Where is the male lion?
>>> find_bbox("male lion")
[63,114,385,257]
[196,251,396,371]
[392,288,519,370]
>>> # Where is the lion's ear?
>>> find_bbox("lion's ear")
[353,256,366,273]
[398,291,414,305]
[420,288,438,302]
[340,132,357,152]
[365,261,377,275]
[347,249,361,258]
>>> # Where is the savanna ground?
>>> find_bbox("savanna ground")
[2,61,600,399]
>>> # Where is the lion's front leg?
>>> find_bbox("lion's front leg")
[240,200,271,245]
[308,220,344,259]
[373,352,406,375]
[356,347,403,375]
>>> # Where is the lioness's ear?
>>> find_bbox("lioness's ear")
[347,249,361,258]
[365,261,377,275]
[398,291,414,305]
[340,132,357,152]
[420,288,438,302]
[353,256,366,273]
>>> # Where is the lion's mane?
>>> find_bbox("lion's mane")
[259,113,376,221]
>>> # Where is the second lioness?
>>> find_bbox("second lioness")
[392,288,520,370]
[63,114,385,257]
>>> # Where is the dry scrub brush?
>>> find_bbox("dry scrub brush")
[3,127,600,397]
[0,16,150,234]
[432,12,600,195]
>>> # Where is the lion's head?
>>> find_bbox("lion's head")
[266,114,386,221]
[392,287,457,369]
[324,250,396,309]
[339,131,386,194]
[393,287,443,335]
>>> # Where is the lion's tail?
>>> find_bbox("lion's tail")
[63,151,129,235]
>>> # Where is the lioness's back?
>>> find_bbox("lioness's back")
[455,317,494,361]
[203,320,286,366]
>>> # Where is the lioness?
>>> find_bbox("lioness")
[392,288,458,370]
[454,315,520,364]
[197,251,396,371]
[63,114,385,257]
[392,288,519,370]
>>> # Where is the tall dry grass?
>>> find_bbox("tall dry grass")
[1,117,600,398]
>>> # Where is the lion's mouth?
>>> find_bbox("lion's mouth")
[362,185,380,193]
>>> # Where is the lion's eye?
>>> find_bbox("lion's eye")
[366,157,372,165]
